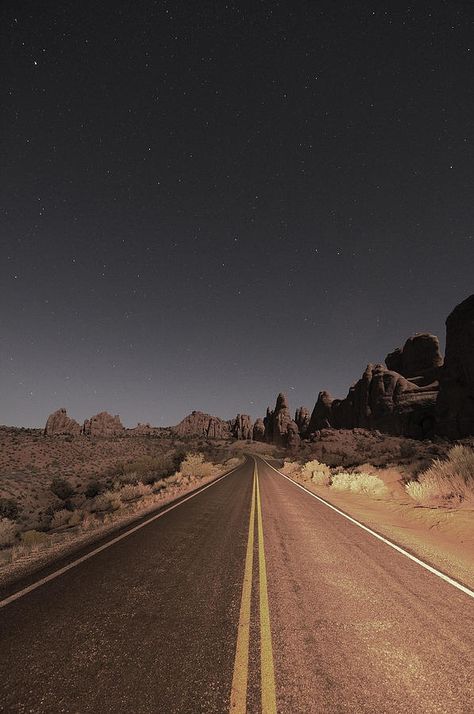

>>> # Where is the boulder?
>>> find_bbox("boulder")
[436,295,474,438]
[82,412,124,437]
[253,418,266,441]
[44,408,81,436]
[172,411,231,439]
[230,414,253,440]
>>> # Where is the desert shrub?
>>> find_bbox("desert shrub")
[330,472,388,498]
[151,478,167,492]
[0,497,19,520]
[179,453,217,479]
[280,460,301,477]
[50,476,75,501]
[50,508,72,529]
[118,482,152,502]
[0,518,17,547]
[85,480,104,498]
[405,445,474,506]
[91,491,122,512]
[21,530,49,547]
[301,459,331,486]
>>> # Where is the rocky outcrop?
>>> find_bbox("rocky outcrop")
[172,411,231,439]
[307,391,334,433]
[44,408,81,436]
[294,407,310,436]
[385,333,443,385]
[264,393,300,448]
[308,364,439,440]
[253,418,266,441]
[82,412,124,437]
[436,295,474,439]
[230,414,253,440]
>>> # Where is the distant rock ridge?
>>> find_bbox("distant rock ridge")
[44,408,81,436]
[172,411,231,439]
[42,295,474,445]
[82,412,124,437]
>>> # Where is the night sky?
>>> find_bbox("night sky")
[2,1,473,428]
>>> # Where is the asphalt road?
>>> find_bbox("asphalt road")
[0,456,473,713]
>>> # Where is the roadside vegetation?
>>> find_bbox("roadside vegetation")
[281,444,474,506]
[0,451,242,571]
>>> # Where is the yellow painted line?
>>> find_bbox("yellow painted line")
[230,472,256,713]
[255,463,277,714]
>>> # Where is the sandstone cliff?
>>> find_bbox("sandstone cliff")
[436,294,474,439]
[44,408,81,436]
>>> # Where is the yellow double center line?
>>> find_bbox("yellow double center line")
[230,460,277,713]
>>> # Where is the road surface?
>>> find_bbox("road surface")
[0,455,473,713]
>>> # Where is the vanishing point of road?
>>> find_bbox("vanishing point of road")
[0,456,473,713]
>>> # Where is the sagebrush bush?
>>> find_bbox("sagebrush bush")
[118,482,152,502]
[0,518,17,547]
[91,491,122,512]
[280,460,301,477]
[330,472,388,497]
[405,445,474,505]
[301,459,331,486]
[20,530,49,547]
[50,476,75,501]
[50,508,72,529]
[179,453,217,479]
[0,497,19,520]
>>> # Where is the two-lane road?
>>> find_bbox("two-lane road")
[0,456,473,713]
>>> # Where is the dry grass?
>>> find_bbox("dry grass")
[301,459,331,486]
[330,472,388,498]
[0,518,17,547]
[405,445,474,506]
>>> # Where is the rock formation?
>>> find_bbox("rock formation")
[294,406,310,436]
[264,393,300,448]
[82,412,124,437]
[230,414,253,440]
[307,363,439,440]
[253,418,266,441]
[44,408,81,436]
[172,411,231,439]
[436,294,474,439]
[385,333,443,385]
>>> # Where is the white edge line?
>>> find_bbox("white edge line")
[0,464,243,610]
[258,456,474,600]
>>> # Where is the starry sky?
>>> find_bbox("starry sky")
[2,1,473,428]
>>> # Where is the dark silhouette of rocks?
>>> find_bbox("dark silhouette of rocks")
[307,363,439,439]
[264,393,300,448]
[436,294,474,439]
[83,412,124,437]
[307,391,334,433]
[173,411,231,439]
[253,418,266,441]
[230,414,253,440]
[44,408,81,436]
[385,333,443,385]
[294,406,310,436]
